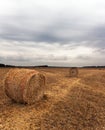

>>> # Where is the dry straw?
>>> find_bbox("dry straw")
[4,68,45,104]
[69,67,78,77]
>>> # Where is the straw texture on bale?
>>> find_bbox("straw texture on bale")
[69,67,78,77]
[4,69,45,104]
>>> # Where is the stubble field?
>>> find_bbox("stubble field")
[0,68,105,130]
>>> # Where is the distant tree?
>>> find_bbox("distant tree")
[5,65,15,67]
[0,63,5,67]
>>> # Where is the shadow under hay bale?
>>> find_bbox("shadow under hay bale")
[4,69,46,104]
[69,67,78,77]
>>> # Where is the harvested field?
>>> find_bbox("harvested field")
[0,68,105,130]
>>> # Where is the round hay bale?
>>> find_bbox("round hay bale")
[4,69,45,104]
[69,67,78,77]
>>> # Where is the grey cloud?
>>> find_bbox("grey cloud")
[93,48,105,54]
[0,9,105,45]
[0,53,69,66]
[0,13,102,44]
[93,26,105,40]
[75,55,91,60]
[0,20,105,47]
[0,0,105,66]
[84,25,105,48]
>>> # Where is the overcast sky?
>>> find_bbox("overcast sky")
[0,0,105,66]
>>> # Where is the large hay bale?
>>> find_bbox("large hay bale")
[69,67,78,77]
[4,69,45,104]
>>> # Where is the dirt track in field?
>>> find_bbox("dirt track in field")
[0,68,105,130]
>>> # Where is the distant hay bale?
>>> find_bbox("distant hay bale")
[4,69,45,104]
[69,67,78,77]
